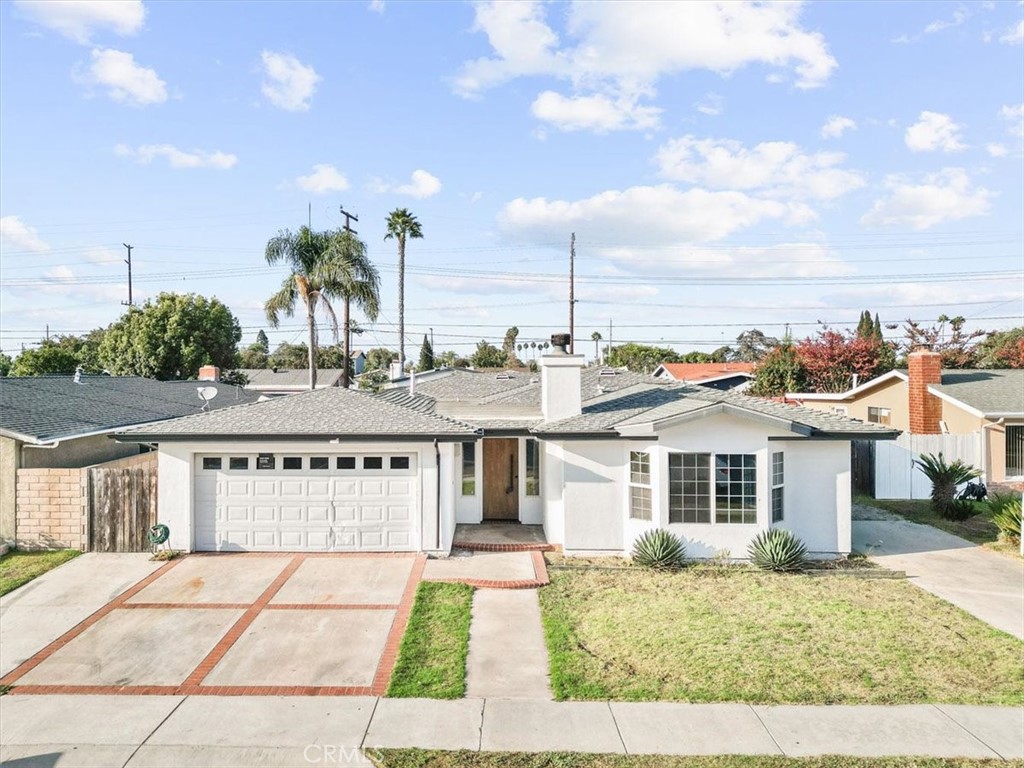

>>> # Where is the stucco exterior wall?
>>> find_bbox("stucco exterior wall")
[1,436,19,543]
[796,377,909,430]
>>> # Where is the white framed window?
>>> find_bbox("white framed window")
[715,454,757,524]
[461,442,476,496]
[668,453,711,523]
[629,451,652,521]
[867,406,891,425]
[771,452,784,523]
[202,456,221,471]
[525,439,541,496]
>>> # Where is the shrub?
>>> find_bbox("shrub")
[986,491,1021,517]
[914,453,981,519]
[632,529,686,569]
[748,528,809,572]
[944,497,979,522]
[991,499,1022,543]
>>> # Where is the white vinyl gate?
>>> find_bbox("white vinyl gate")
[875,433,981,500]
[193,453,420,551]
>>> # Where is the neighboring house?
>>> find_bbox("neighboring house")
[787,350,1024,483]
[116,337,896,558]
[236,368,347,395]
[0,373,260,547]
[652,362,755,391]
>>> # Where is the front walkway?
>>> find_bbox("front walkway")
[853,517,1024,640]
[2,695,1021,765]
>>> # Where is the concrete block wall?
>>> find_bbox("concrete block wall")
[15,468,86,550]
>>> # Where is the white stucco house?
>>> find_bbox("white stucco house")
[117,335,897,559]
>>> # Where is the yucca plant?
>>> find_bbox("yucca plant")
[914,453,981,520]
[748,528,809,572]
[991,499,1022,543]
[632,529,686,569]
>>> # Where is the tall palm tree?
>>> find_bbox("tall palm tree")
[384,208,423,371]
[591,331,603,364]
[264,227,379,391]
[332,231,380,388]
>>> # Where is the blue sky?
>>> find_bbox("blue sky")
[1,0,1022,361]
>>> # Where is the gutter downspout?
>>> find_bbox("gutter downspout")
[980,418,1004,485]
[434,439,441,550]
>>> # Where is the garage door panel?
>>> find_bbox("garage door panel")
[195,454,419,552]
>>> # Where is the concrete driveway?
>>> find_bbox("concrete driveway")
[0,553,424,696]
[853,519,1024,640]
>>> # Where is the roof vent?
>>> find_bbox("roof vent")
[73,366,84,384]
[495,372,515,380]
[598,368,619,377]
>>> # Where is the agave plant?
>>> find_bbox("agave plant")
[914,453,981,520]
[990,498,1022,542]
[748,528,809,572]
[632,529,686,569]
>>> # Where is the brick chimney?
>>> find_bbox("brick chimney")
[541,332,586,422]
[198,365,221,382]
[907,350,942,434]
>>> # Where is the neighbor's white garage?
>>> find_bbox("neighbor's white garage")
[193,452,420,552]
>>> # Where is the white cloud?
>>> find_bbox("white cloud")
[1000,103,1024,138]
[820,115,856,138]
[695,92,724,116]
[368,0,385,12]
[987,142,1008,157]
[294,164,349,194]
[114,143,237,169]
[999,19,1024,44]
[13,0,145,44]
[373,169,442,199]
[454,1,835,132]
[654,135,866,201]
[860,168,992,230]
[894,6,970,43]
[260,51,320,112]
[75,48,167,106]
[530,91,661,132]
[904,111,966,152]
[0,215,49,253]
[601,242,853,279]
[499,184,815,247]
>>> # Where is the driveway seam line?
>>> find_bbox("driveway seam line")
[478,697,486,752]
[607,701,628,755]
[748,705,786,756]
[118,694,187,768]
[359,696,381,751]
[930,703,1004,759]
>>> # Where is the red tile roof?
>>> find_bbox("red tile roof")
[658,362,756,382]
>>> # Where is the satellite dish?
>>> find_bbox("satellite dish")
[197,386,219,411]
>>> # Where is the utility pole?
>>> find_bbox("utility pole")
[339,206,359,388]
[430,327,434,356]
[569,232,576,354]
[608,319,613,365]
[45,324,49,341]
[122,243,133,306]
[339,206,358,235]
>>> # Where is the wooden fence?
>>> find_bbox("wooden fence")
[86,454,158,552]
[851,441,875,497]
[874,432,981,500]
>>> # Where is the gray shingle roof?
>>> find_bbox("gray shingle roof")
[117,385,480,440]
[933,369,1024,416]
[411,369,534,401]
[236,368,345,389]
[534,383,899,437]
[0,376,260,443]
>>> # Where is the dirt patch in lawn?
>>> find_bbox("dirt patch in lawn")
[539,569,1024,705]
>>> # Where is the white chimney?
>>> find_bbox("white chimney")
[541,333,586,422]
[409,368,416,396]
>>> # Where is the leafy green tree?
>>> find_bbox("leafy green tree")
[98,293,241,379]
[384,208,423,370]
[418,334,435,372]
[10,339,83,376]
[268,342,309,369]
[0,352,12,376]
[255,329,270,353]
[975,328,1024,368]
[606,342,679,373]
[901,315,986,369]
[731,329,778,362]
[748,337,808,397]
[678,351,715,363]
[365,347,398,372]
[237,343,269,369]
[501,326,520,366]
[855,310,874,339]
[469,340,507,369]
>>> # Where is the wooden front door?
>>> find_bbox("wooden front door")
[483,438,519,521]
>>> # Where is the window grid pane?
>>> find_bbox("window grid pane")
[629,451,651,520]
[202,457,221,470]
[629,486,651,520]
[461,442,476,496]
[771,451,784,522]
[337,456,356,470]
[525,439,540,496]
[669,453,711,523]
[715,454,757,524]
[282,457,302,470]
[228,457,248,471]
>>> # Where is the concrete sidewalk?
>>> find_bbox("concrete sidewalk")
[2,695,1022,766]
[853,519,1024,640]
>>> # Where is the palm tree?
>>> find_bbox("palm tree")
[332,231,380,388]
[384,208,423,371]
[264,227,379,390]
[591,331,603,364]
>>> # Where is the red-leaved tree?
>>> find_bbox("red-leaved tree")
[797,329,894,393]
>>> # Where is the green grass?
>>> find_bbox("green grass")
[0,548,81,596]
[369,750,1020,768]
[539,568,1024,705]
[855,495,1018,556]
[387,581,473,699]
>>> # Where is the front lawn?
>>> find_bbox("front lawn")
[539,568,1024,705]
[856,495,1017,556]
[387,581,473,699]
[370,751,1013,768]
[0,549,81,596]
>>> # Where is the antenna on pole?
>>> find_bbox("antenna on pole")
[122,243,134,306]
[569,232,576,354]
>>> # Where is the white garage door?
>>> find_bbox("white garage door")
[194,452,420,552]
